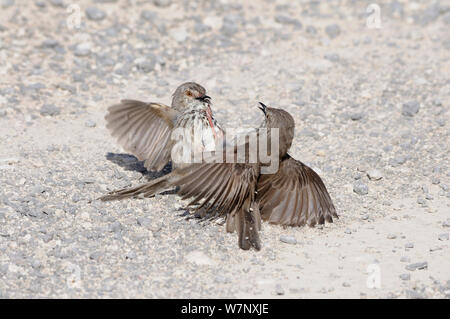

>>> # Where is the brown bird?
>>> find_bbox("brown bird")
[100,103,337,250]
[105,82,223,171]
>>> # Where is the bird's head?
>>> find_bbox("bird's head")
[258,102,294,129]
[257,102,295,156]
[171,82,211,111]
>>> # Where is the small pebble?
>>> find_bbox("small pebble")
[185,251,215,266]
[40,104,60,117]
[280,235,297,245]
[125,251,136,260]
[325,24,341,39]
[275,15,302,29]
[74,43,91,57]
[353,181,368,195]
[1,0,14,9]
[85,7,106,21]
[214,275,230,284]
[49,0,64,7]
[153,0,171,7]
[367,169,383,181]
[402,101,420,117]
[400,256,410,263]
[136,60,156,73]
[89,251,103,261]
[41,39,60,49]
[170,28,188,43]
[275,284,285,295]
[85,120,96,128]
[399,273,411,281]
[406,262,428,271]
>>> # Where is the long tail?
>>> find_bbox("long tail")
[99,174,172,201]
[233,202,261,251]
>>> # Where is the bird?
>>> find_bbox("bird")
[100,103,337,251]
[104,82,223,172]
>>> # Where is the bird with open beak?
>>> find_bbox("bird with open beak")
[101,102,337,251]
[104,82,223,171]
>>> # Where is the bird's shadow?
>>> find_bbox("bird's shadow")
[105,153,222,222]
[105,152,176,195]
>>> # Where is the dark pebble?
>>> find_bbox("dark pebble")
[39,104,61,117]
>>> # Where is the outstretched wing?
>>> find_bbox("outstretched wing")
[257,155,337,227]
[174,161,261,250]
[105,100,179,171]
[175,162,259,215]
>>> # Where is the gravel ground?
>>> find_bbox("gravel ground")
[0,0,449,298]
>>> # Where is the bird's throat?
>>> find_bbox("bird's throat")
[205,106,217,139]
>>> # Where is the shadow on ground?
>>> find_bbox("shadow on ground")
[106,152,173,180]
[106,152,225,222]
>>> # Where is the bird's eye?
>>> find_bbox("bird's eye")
[185,90,193,97]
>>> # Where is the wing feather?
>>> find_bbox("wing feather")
[257,155,337,227]
[105,100,179,171]
[173,162,259,218]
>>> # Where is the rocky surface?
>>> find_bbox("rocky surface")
[0,0,449,298]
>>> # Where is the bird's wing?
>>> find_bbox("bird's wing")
[175,161,259,215]
[257,155,337,227]
[105,100,179,171]
[173,161,261,250]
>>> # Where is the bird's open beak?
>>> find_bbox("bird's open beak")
[258,102,267,115]
[196,95,211,102]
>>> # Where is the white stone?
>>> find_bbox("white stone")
[367,169,383,181]
[185,251,216,266]
[170,28,188,43]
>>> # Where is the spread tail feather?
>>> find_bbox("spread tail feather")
[98,175,171,201]
[235,203,261,251]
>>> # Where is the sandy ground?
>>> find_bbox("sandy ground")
[0,0,449,298]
